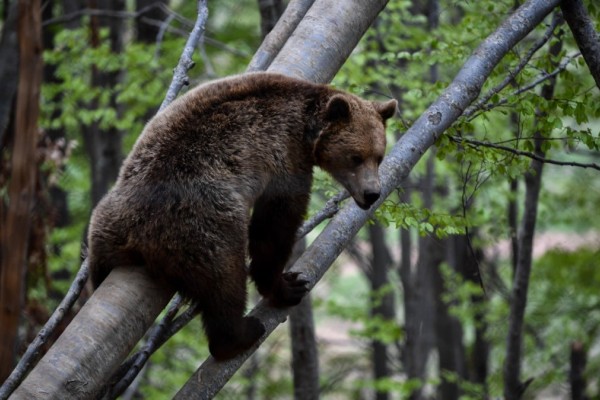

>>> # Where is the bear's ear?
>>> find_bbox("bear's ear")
[374,99,397,121]
[325,95,351,122]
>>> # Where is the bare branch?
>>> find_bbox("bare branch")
[561,0,600,90]
[159,0,208,111]
[42,3,167,27]
[450,136,600,171]
[296,191,350,239]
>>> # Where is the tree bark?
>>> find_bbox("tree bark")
[9,267,173,400]
[0,0,43,382]
[368,222,394,400]
[135,0,168,43]
[257,0,286,39]
[560,0,600,90]
[503,22,562,399]
[289,241,319,400]
[569,341,588,400]
[0,0,18,146]
[84,0,125,207]
[247,0,314,72]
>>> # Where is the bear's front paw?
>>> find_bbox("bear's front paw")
[271,272,310,308]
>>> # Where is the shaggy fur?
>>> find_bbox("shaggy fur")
[88,72,397,360]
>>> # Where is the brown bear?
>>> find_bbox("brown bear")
[88,72,397,360]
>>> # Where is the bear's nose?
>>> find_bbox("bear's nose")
[364,190,380,206]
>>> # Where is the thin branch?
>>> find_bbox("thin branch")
[42,3,167,27]
[0,259,90,400]
[152,14,175,60]
[159,0,208,111]
[450,136,600,171]
[296,190,350,240]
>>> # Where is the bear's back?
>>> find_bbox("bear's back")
[117,73,327,186]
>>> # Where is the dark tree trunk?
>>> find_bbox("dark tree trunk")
[0,0,18,147]
[560,0,600,90]
[135,0,168,43]
[503,23,562,399]
[0,0,43,382]
[84,0,125,207]
[569,341,588,400]
[402,153,439,400]
[288,239,320,400]
[434,234,468,400]
[368,222,395,400]
[257,0,286,39]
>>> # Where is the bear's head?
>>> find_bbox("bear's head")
[315,94,397,210]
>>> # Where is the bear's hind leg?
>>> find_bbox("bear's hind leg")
[200,258,265,361]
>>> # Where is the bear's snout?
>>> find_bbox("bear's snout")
[363,190,380,208]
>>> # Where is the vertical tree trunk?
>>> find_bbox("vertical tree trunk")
[503,23,562,399]
[434,235,467,400]
[0,0,18,145]
[569,341,588,400]
[135,0,168,43]
[0,0,43,382]
[84,0,125,207]
[288,240,320,400]
[368,222,395,400]
[257,0,286,39]
[404,153,439,400]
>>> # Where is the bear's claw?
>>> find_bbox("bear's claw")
[271,272,310,308]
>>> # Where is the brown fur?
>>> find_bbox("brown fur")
[88,72,396,360]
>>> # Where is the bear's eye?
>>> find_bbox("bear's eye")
[350,155,363,166]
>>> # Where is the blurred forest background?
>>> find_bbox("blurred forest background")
[1,0,600,399]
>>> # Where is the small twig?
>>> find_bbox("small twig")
[0,259,90,400]
[296,191,350,240]
[152,13,175,60]
[159,0,208,111]
[450,135,600,171]
[42,3,165,27]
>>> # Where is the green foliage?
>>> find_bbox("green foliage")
[375,197,467,238]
